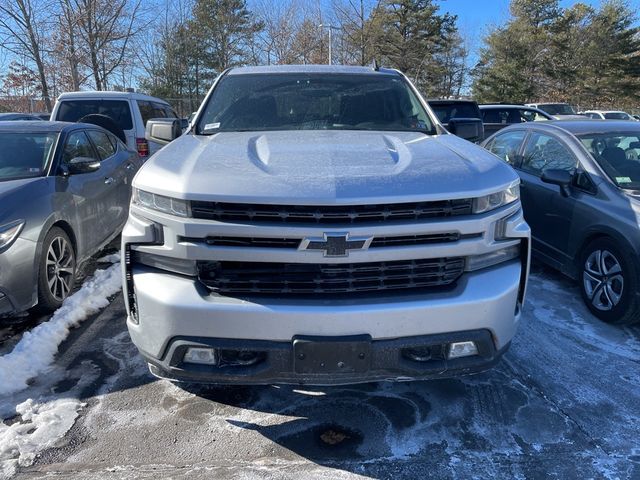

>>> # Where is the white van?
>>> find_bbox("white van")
[50,91,180,159]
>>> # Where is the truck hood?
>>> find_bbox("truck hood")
[135,130,519,204]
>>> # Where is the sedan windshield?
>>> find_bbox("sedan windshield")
[0,132,58,181]
[197,73,435,134]
[578,131,640,189]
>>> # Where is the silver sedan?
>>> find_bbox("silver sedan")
[0,121,141,316]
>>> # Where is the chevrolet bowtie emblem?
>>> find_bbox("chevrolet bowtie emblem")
[299,232,373,257]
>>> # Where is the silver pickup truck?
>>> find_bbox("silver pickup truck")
[122,65,530,385]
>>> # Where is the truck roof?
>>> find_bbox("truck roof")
[227,64,400,76]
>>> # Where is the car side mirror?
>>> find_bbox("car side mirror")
[541,168,573,196]
[447,118,485,143]
[66,156,100,175]
[146,118,181,145]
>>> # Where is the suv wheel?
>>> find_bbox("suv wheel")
[37,227,76,312]
[580,238,640,325]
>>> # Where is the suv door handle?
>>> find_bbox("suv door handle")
[104,177,115,185]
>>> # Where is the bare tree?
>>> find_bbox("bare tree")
[0,0,53,110]
[70,0,144,90]
[332,0,379,65]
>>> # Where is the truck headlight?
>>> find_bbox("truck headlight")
[132,188,189,217]
[473,183,520,214]
[0,220,24,250]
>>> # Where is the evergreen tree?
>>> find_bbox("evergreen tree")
[192,0,263,73]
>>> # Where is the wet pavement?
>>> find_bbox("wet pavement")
[3,265,640,479]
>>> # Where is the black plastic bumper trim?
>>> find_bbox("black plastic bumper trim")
[141,329,507,386]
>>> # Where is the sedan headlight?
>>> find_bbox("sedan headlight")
[132,188,189,217]
[0,220,25,250]
[473,183,520,214]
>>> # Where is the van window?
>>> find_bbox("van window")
[57,100,133,130]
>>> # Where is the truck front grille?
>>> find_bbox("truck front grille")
[197,257,465,296]
[183,232,479,249]
[190,199,473,224]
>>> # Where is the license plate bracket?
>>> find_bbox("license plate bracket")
[293,335,371,374]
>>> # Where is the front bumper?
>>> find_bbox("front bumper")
[0,237,38,316]
[127,259,523,384]
[145,329,510,386]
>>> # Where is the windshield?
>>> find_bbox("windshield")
[538,104,576,115]
[578,131,640,189]
[197,73,435,134]
[0,132,58,181]
[604,112,631,120]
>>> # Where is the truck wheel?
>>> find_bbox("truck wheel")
[580,238,640,325]
[37,227,76,312]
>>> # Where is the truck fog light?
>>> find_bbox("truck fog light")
[448,341,478,359]
[402,346,432,362]
[465,244,520,272]
[184,347,218,365]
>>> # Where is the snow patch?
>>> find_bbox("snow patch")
[0,398,85,479]
[0,263,122,396]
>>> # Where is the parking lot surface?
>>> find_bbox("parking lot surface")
[2,265,639,479]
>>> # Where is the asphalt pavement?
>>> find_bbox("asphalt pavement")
[4,264,640,479]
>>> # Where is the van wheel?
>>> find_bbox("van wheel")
[37,227,76,313]
[580,238,640,325]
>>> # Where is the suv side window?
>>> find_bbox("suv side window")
[521,132,577,176]
[487,130,526,166]
[137,100,154,126]
[87,130,116,160]
[62,131,98,165]
[482,108,518,124]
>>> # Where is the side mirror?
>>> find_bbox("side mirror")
[541,168,573,196]
[447,118,485,143]
[66,156,100,175]
[145,118,181,145]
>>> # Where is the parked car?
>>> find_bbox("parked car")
[480,104,553,138]
[0,112,42,121]
[0,121,141,316]
[525,103,585,120]
[483,120,640,324]
[427,99,484,142]
[123,65,531,386]
[582,110,635,121]
[50,91,182,159]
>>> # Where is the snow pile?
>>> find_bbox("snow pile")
[0,262,122,396]
[0,398,85,478]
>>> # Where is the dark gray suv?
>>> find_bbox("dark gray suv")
[483,120,640,324]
